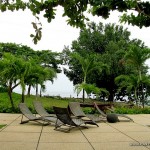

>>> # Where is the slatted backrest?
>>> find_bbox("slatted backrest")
[68,102,86,117]
[53,106,77,126]
[19,103,36,120]
[33,101,49,116]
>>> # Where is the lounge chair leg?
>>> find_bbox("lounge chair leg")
[20,120,29,124]
[20,115,29,124]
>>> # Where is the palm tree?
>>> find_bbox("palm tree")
[0,53,21,110]
[75,83,109,99]
[17,59,33,103]
[115,74,150,107]
[25,60,56,100]
[71,52,108,102]
[124,44,150,107]
[115,74,140,106]
[125,45,150,80]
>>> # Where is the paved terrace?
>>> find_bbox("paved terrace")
[0,113,150,150]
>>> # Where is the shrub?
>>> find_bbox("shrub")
[115,106,150,114]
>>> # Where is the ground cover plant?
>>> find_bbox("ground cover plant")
[0,92,150,114]
[0,124,6,129]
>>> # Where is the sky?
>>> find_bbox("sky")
[0,6,150,98]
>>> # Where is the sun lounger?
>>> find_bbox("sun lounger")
[68,102,102,124]
[18,103,57,125]
[53,106,89,132]
[33,101,56,117]
[93,102,134,122]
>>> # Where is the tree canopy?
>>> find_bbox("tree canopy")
[63,22,150,101]
[1,0,150,43]
[0,42,61,109]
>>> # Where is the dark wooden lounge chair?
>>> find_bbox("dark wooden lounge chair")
[53,106,88,132]
[18,103,57,125]
[33,101,56,118]
[93,102,134,122]
[68,102,102,123]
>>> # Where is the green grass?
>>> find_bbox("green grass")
[0,92,71,113]
[0,124,6,129]
[0,92,97,113]
[0,92,150,114]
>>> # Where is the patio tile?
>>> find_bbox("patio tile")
[0,120,10,126]
[111,124,150,132]
[0,114,20,121]
[42,125,62,133]
[9,120,23,125]
[84,132,134,142]
[0,142,37,150]
[92,142,148,150]
[0,132,40,142]
[40,132,88,143]
[135,121,150,126]
[81,123,119,133]
[0,113,20,117]
[1,113,150,150]
[42,125,85,133]
[125,131,150,141]
[107,122,137,127]
[2,125,42,132]
[38,143,93,150]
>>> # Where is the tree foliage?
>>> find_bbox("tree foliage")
[0,42,61,109]
[1,0,150,43]
[63,22,149,101]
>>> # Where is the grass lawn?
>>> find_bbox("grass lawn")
[0,92,97,113]
[0,124,6,129]
[0,92,150,114]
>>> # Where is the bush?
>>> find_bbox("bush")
[0,87,7,93]
[115,106,150,114]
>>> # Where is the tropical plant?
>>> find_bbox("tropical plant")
[24,60,56,100]
[115,73,150,107]
[115,74,140,106]
[70,52,108,102]
[125,44,150,80]
[0,53,21,110]
[64,22,145,101]
[75,83,109,99]
[124,44,150,107]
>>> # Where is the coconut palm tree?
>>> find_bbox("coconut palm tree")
[115,74,150,107]
[125,45,150,80]
[124,44,150,107]
[115,74,140,106]
[25,60,56,100]
[0,53,21,110]
[71,52,108,102]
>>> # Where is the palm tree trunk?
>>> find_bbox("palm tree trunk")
[36,84,38,100]
[27,85,31,97]
[82,89,85,103]
[141,83,145,108]
[40,87,42,97]
[21,90,25,103]
[7,86,15,111]
[134,89,138,106]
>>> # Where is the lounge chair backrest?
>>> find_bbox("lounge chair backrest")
[69,102,86,117]
[93,102,107,117]
[53,106,77,126]
[19,103,37,120]
[33,101,49,116]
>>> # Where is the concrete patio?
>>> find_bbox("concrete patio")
[0,113,150,150]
